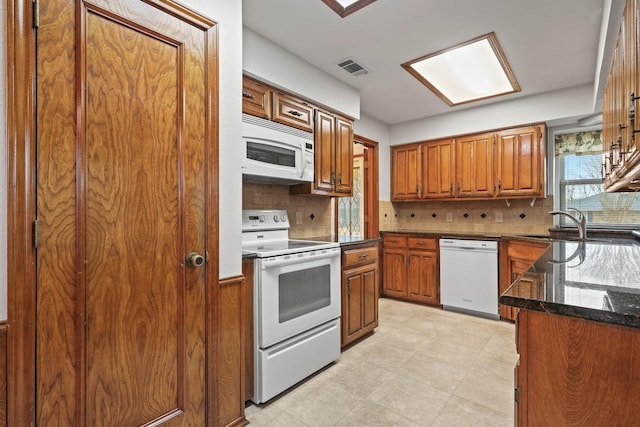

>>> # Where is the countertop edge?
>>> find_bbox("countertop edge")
[499,294,640,329]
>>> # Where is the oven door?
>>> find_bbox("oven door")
[256,247,341,348]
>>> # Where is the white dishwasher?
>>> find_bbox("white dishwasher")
[439,238,499,319]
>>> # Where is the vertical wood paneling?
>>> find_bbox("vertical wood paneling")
[0,322,6,427]
[218,275,248,427]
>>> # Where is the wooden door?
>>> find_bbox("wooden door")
[407,251,439,305]
[314,109,336,193]
[382,249,407,298]
[423,139,455,198]
[343,269,364,342]
[335,115,354,195]
[36,1,217,425]
[495,126,544,197]
[361,267,378,331]
[391,145,421,200]
[456,133,494,198]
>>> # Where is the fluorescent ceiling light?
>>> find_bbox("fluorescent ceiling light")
[402,32,520,106]
[321,0,376,18]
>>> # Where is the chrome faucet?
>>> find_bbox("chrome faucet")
[549,208,587,240]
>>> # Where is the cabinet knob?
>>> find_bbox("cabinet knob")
[359,253,369,259]
[287,109,303,117]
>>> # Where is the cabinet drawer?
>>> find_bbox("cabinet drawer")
[242,76,271,119]
[408,237,437,250]
[382,235,408,248]
[343,246,378,268]
[272,92,314,132]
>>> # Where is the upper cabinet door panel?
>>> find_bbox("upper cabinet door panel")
[496,125,545,197]
[423,139,455,199]
[456,133,494,198]
[335,116,354,195]
[391,145,421,200]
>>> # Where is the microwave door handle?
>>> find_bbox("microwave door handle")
[300,142,306,178]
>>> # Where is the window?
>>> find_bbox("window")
[338,156,364,240]
[555,129,640,228]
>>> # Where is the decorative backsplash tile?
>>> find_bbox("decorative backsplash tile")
[381,197,554,235]
[243,182,334,238]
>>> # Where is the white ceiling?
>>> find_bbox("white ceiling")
[242,0,612,126]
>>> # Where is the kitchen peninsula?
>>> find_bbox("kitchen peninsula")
[500,240,640,425]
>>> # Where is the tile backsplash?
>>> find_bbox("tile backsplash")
[243,182,333,238]
[380,197,554,235]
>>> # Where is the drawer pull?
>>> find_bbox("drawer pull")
[242,91,255,99]
[287,109,303,117]
[416,242,426,246]
[387,239,399,243]
[359,253,370,259]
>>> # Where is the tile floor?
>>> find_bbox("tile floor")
[245,298,518,426]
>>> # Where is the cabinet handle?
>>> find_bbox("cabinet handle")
[458,182,461,193]
[331,172,336,185]
[498,180,502,191]
[338,173,342,185]
[287,109,303,117]
[347,282,351,294]
[450,183,453,194]
[242,91,255,99]
[359,253,369,259]
[416,241,426,246]
[387,239,399,244]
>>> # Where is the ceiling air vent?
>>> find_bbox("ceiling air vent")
[337,57,369,76]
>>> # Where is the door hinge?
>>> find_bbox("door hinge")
[32,0,40,28]
[514,387,520,403]
[33,219,40,249]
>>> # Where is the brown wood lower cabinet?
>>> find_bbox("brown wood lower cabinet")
[382,234,440,306]
[341,242,379,348]
[515,309,640,425]
[499,240,549,321]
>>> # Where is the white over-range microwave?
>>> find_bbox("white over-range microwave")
[242,113,314,185]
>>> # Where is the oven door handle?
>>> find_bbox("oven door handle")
[261,249,340,269]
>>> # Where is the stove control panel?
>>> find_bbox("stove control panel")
[242,209,290,231]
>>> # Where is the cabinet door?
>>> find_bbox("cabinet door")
[242,76,271,119]
[343,270,364,343]
[361,267,378,331]
[382,249,407,298]
[335,116,354,195]
[314,110,336,193]
[423,139,455,199]
[391,145,421,200]
[500,240,548,321]
[456,133,494,198]
[495,126,544,197]
[407,250,439,305]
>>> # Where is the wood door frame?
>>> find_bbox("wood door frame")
[334,134,379,239]
[5,1,219,425]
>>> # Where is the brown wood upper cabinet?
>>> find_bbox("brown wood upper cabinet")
[495,126,545,198]
[291,109,354,196]
[242,75,271,120]
[603,0,640,192]
[390,123,546,201]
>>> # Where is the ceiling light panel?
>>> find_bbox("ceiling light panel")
[402,32,520,106]
[321,0,377,18]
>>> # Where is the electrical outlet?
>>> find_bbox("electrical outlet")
[495,210,504,223]
[296,211,303,225]
[446,213,453,223]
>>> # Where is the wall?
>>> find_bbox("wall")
[0,1,7,321]
[243,27,360,120]
[182,0,243,279]
[353,113,391,201]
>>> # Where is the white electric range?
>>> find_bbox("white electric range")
[242,209,341,404]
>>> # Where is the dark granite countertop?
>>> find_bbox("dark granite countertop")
[500,239,640,329]
[300,235,382,247]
